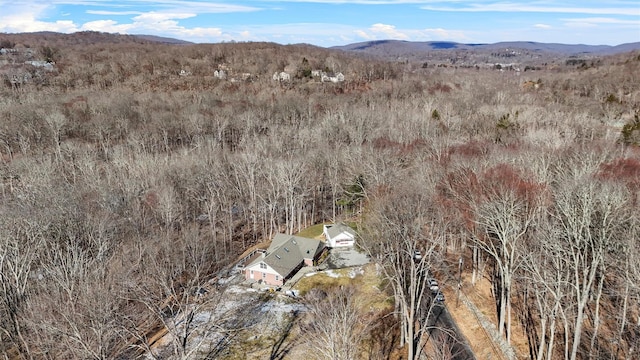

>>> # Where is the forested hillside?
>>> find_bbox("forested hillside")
[1,33,639,359]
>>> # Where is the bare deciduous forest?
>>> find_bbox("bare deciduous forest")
[1,32,639,359]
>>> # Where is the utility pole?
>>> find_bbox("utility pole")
[456,257,463,308]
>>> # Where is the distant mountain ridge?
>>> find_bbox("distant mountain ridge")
[332,40,640,56]
[2,31,637,58]
[0,31,193,46]
[131,34,193,45]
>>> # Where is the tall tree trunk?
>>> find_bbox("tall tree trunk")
[505,273,512,344]
[589,272,605,358]
[471,244,476,285]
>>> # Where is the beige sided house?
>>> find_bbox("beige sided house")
[244,234,325,286]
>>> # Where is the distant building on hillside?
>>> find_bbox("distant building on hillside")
[214,69,226,79]
[321,72,345,83]
[272,71,290,82]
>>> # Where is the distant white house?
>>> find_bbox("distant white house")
[272,71,290,82]
[25,61,55,71]
[321,72,345,83]
[323,223,356,248]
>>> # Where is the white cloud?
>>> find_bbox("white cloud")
[369,23,409,39]
[0,0,261,42]
[354,29,373,40]
[559,17,640,30]
[65,9,225,41]
[97,1,259,14]
[180,27,223,38]
[133,12,196,22]
[562,17,640,26]
[239,0,452,3]
[0,14,79,33]
[80,19,132,33]
[354,23,413,40]
[86,10,142,15]
[420,28,469,41]
[0,2,60,32]
[420,3,640,16]
[355,23,469,42]
[534,23,552,29]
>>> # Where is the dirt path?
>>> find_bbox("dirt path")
[444,274,523,360]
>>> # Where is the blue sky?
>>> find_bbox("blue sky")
[0,1,638,46]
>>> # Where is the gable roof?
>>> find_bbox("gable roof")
[324,223,356,240]
[248,234,325,278]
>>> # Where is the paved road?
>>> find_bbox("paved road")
[423,298,476,360]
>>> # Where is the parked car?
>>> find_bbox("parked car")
[413,250,422,261]
[435,292,445,303]
[429,280,439,294]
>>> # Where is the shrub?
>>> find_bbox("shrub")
[431,109,441,120]
[619,113,640,146]
[604,93,620,104]
[0,39,15,48]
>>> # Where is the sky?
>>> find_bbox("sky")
[0,1,639,47]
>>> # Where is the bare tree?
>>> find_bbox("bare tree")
[362,183,444,360]
[523,221,572,360]
[0,220,42,359]
[551,179,630,360]
[230,149,263,243]
[301,285,374,360]
[472,165,545,344]
[614,218,640,359]
[426,331,468,360]
[127,225,252,359]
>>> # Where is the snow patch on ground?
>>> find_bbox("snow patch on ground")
[143,270,318,358]
[260,297,307,314]
[227,284,257,294]
[324,269,342,278]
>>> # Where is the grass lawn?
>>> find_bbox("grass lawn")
[294,264,392,311]
[295,223,327,239]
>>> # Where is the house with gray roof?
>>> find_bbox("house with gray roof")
[323,223,356,248]
[244,234,326,286]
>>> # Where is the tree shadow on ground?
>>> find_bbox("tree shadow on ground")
[269,311,298,360]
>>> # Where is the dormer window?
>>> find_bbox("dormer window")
[260,263,267,269]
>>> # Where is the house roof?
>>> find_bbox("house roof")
[324,223,356,240]
[248,234,325,278]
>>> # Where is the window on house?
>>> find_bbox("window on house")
[262,272,266,279]
[260,263,267,269]
[275,275,279,281]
